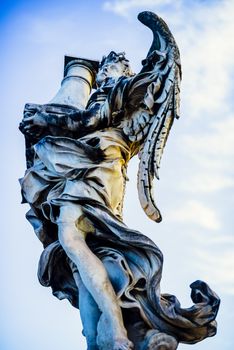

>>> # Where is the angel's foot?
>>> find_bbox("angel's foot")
[144,329,178,350]
[97,334,133,350]
[97,313,133,350]
[113,337,134,350]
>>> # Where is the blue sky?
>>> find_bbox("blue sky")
[1,0,234,349]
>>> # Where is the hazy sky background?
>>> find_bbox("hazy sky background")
[1,0,234,349]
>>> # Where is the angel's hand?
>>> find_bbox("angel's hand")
[23,112,47,126]
[19,122,45,139]
[19,112,47,137]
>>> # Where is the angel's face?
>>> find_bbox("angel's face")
[96,60,127,86]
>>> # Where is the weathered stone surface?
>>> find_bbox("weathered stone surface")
[19,11,220,350]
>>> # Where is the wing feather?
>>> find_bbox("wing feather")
[138,62,180,222]
[122,12,181,222]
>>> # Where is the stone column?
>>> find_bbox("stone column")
[49,57,98,109]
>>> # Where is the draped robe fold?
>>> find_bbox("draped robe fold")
[20,81,219,345]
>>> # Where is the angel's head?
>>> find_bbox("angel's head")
[96,51,134,86]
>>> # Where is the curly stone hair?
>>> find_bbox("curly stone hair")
[100,51,134,77]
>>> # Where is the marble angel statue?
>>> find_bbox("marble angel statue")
[19,11,219,350]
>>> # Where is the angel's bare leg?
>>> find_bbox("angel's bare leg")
[57,204,133,350]
[72,269,100,350]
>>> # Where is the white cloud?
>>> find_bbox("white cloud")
[195,244,234,295]
[193,231,234,246]
[174,1,234,122]
[182,173,234,193]
[179,116,234,194]
[169,199,221,230]
[184,117,234,159]
[103,0,177,17]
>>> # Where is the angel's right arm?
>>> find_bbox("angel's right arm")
[19,102,109,138]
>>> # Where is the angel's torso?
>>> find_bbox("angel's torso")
[78,126,139,218]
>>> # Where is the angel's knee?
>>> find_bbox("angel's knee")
[58,221,85,254]
[58,204,82,224]
[58,204,94,234]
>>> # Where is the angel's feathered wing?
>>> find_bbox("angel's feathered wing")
[122,11,182,222]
